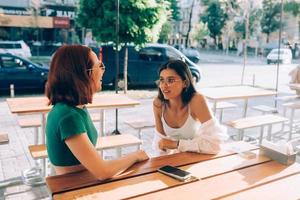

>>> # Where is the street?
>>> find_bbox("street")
[196,51,299,95]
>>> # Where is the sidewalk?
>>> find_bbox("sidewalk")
[0,90,299,200]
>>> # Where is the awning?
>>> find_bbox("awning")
[0,14,69,28]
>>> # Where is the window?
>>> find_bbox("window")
[166,48,180,59]
[139,48,163,61]
[1,56,26,69]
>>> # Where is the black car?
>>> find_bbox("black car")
[0,53,49,92]
[174,44,200,63]
[98,43,201,88]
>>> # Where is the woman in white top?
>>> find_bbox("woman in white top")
[153,60,227,154]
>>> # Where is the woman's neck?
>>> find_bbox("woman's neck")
[167,97,185,111]
[76,105,85,109]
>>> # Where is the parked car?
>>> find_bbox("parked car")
[98,43,201,88]
[174,44,200,63]
[0,40,32,58]
[0,53,48,92]
[267,48,292,64]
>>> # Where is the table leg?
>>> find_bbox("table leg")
[99,110,106,136]
[212,101,217,115]
[21,113,46,186]
[243,99,248,118]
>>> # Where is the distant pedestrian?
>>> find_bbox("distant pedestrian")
[46,45,148,179]
[152,60,228,154]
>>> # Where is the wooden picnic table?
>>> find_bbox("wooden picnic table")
[46,141,276,199]
[200,85,277,117]
[47,141,300,199]
[6,93,140,177]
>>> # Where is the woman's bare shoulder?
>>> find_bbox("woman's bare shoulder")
[153,97,163,109]
[190,92,207,106]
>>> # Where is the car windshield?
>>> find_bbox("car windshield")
[272,49,288,54]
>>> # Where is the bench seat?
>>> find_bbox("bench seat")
[225,114,288,144]
[29,134,142,160]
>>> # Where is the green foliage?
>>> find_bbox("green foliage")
[201,1,228,43]
[158,21,172,43]
[167,0,181,21]
[234,9,262,39]
[284,1,300,16]
[260,0,281,42]
[193,22,209,42]
[77,0,168,46]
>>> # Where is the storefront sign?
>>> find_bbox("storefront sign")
[0,15,52,28]
[53,17,70,28]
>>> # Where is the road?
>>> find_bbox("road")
[195,51,299,95]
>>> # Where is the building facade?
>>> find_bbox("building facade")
[0,0,80,56]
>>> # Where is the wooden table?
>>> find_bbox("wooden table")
[200,85,277,117]
[6,93,140,138]
[6,93,139,176]
[47,142,300,200]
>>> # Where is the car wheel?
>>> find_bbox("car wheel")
[267,60,271,64]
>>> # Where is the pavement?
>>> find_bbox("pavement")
[1,49,300,199]
[0,88,300,200]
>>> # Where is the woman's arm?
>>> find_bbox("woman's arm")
[153,97,166,137]
[65,134,148,180]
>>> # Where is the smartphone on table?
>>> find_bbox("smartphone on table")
[157,165,191,181]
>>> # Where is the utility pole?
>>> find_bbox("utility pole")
[241,1,249,85]
[275,0,284,108]
[112,0,121,135]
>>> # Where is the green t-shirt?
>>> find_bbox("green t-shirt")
[46,103,98,166]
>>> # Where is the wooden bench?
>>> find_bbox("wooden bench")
[124,120,155,139]
[29,134,142,160]
[0,133,9,144]
[282,102,300,140]
[225,114,288,144]
[252,105,278,114]
[275,95,300,102]
[209,101,237,122]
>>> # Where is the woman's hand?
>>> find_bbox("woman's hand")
[134,150,149,162]
[158,138,178,150]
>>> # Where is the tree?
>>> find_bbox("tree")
[234,8,261,39]
[201,0,228,48]
[260,0,281,43]
[158,0,181,43]
[185,0,196,48]
[169,0,181,21]
[77,0,167,93]
[158,21,172,43]
[284,1,300,17]
[192,22,209,47]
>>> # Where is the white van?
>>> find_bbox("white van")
[0,40,32,58]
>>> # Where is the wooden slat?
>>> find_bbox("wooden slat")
[6,94,139,114]
[29,144,47,159]
[0,133,9,144]
[124,120,155,129]
[208,101,237,109]
[29,134,142,160]
[220,173,300,200]
[201,86,276,101]
[225,114,288,129]
[46,142,257,195]
[18,118,41,128]
[96,134,141,150]
[130,162,300,200]
[53,150,269,200]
